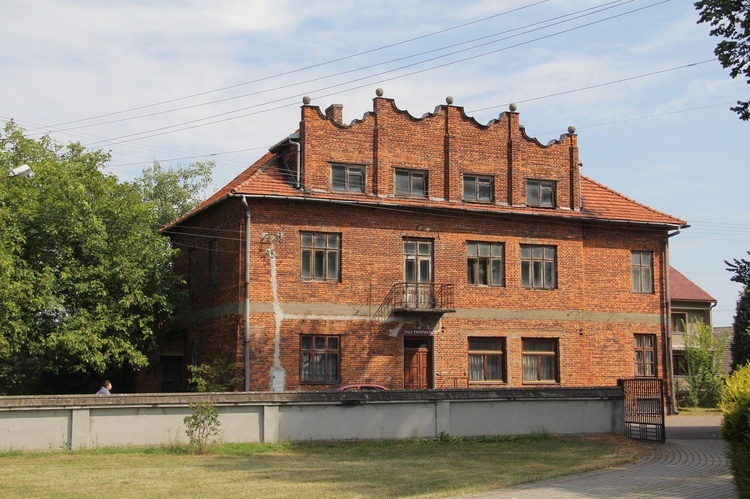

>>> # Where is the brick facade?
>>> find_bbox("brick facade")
[149,93,685,411]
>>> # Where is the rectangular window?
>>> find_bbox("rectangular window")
[301,232,341,281]
[467,242,504,286]
[526,180,555,207]
[635,334,656,377]
[209,239,218,287]
[671,312,687,333]
[395,169,427,197]
[468,338,505,382]
[522,338,558,382]
[632,251,653,294]
[463,175,493,202]
[673,351,688,376]
[331,164,365,193]
[520,245,556,289]
[300,335,339,384]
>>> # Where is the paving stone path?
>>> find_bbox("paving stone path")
[458,416,737,499]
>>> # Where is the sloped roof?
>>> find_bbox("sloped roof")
[670,266,716,303]
[165,150,687,230]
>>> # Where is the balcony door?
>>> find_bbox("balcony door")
[403,239,433,309]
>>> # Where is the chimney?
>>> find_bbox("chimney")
[325,104,343,124]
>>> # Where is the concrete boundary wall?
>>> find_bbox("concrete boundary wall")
[0,388,624,451]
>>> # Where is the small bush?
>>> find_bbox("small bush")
[720,362,750,497]
[184,401,221,454]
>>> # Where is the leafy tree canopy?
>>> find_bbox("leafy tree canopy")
[0,122,202,394]
[695,0,750,120]
[134,159,215,229]
[726,252,750,368]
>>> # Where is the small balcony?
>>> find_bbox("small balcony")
[373,283,455,322]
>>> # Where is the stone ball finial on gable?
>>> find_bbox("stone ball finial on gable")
[446,96,454,105]
[302,96,311,105]
[509,103,517,112]
[568,125,576,134]
[375,88,384,97]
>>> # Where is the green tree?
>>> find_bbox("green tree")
[134,160,215,228]
[726,253,750,368]
[0,123,183,394]
[694,1,750,120]
[683,318,728,407]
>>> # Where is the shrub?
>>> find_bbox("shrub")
[720,362,750,496]
[184,400,221,454]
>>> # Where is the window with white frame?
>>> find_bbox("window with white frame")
[301,232,341,281]
[520,245,556,289]
[467,242,504,286]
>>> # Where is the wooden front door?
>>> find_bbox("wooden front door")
[404,338,432,389]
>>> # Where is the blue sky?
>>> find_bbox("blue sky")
[1,0,747,326]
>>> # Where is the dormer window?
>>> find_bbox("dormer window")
[463,175,493,202]
[395,169,427,197]
[331,164,364,193]
[526,180,555,207]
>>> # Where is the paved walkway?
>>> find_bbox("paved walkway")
[459,415,737,498]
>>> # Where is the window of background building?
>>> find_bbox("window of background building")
[632,251,653,294]
[188,248,197,293]
[301,232,341,281]
[522,338,558,382]
[395,169,427,197]
[671,312,687,333]
[467,242,504,286]
[634,334,656,377]
[526,179,555,207]
[463,175,493,202]
[300,335,339,384]
[520,245,556,289]
[331,164,365,193]
[673,351,688,376]
[209,239,218,287]
[468,338,505,382]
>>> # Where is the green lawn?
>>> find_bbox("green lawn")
[0,434,646,498]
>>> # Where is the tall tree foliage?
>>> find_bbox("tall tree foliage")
[694,1,750,120]
[134,160,215,228]
[726,253,750,368]
[0,123,185,394]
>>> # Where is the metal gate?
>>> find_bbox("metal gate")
[619,378,666,442]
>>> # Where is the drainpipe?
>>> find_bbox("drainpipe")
[664,226,681,415]
[241,195,251,391]
[288,134,301,190]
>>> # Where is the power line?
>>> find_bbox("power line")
[87,1,673,148]
[30,0,552,131]
[53,1,629,133]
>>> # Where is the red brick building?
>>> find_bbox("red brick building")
[148,91,686,409]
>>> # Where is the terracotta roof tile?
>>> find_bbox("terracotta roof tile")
[670,266,716,303]
[166,153,687,230]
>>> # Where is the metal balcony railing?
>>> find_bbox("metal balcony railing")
[373,283,455,322]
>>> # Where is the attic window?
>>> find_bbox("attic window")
[395,169,427,197]
[526,180,555,207]
[331,164,364,193]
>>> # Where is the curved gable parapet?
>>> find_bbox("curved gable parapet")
[380,98,444,123]
[452,105,514,131]
[518,124,568,148]
[303,104,375,129]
